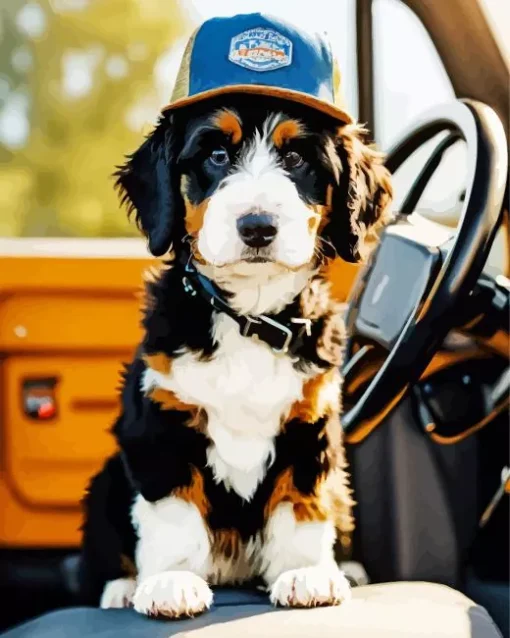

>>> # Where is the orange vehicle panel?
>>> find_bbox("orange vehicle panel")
[3,355,122,508]
[0,240,154,547]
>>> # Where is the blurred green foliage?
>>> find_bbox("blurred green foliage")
[0,0,187,237]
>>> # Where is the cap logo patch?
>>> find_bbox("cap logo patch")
[229,27,292,72]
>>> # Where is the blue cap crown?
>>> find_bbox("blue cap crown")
[165,13,352,123]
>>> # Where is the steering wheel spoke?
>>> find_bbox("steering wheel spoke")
[346,215,452,351]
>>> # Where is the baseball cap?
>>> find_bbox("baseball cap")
[163,13,353,124]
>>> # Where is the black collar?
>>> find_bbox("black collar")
[179,254,311,356]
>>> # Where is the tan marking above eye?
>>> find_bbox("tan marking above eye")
[272,119,305,148]
[212,109,243,144]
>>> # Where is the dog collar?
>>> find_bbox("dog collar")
[180,256,311,356]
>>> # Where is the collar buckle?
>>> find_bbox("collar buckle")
[262,315,294,354]
[180,253,311,357]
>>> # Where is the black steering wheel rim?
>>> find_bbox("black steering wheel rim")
[342,99,508,438]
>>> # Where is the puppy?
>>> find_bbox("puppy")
[78,93,392,618]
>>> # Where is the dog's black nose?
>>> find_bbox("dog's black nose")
[237,213,277,248]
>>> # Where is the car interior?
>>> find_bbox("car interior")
[0,0,508,636]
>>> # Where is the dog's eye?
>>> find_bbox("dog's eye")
[283,150,304,170]
[209,148,230,167]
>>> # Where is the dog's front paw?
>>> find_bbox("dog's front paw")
[133,570,213,618]
[269,564,351,608]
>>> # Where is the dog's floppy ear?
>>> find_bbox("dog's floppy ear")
[322,124,393,263]
[114,115,184,257]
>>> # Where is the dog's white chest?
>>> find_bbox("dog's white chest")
[143,313,305,499]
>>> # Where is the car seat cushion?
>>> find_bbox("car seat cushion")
[1,582,502,638]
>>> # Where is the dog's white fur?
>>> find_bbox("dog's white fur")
[197,261,313,316]
[143,312,308,501]
[131,496,212,583]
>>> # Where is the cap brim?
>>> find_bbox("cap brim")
[161,84,353,124]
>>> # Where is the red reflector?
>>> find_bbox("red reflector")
[38,401,56,419]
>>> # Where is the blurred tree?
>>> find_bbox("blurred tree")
[0,0,187,237]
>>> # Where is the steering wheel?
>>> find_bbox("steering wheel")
[341,99,508,442]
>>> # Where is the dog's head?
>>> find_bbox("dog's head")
[115,94,392,276]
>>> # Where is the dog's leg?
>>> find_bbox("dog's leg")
[261,502,351,608]
[131,494,213,618]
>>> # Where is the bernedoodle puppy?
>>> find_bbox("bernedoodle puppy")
[78,13,392,619]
